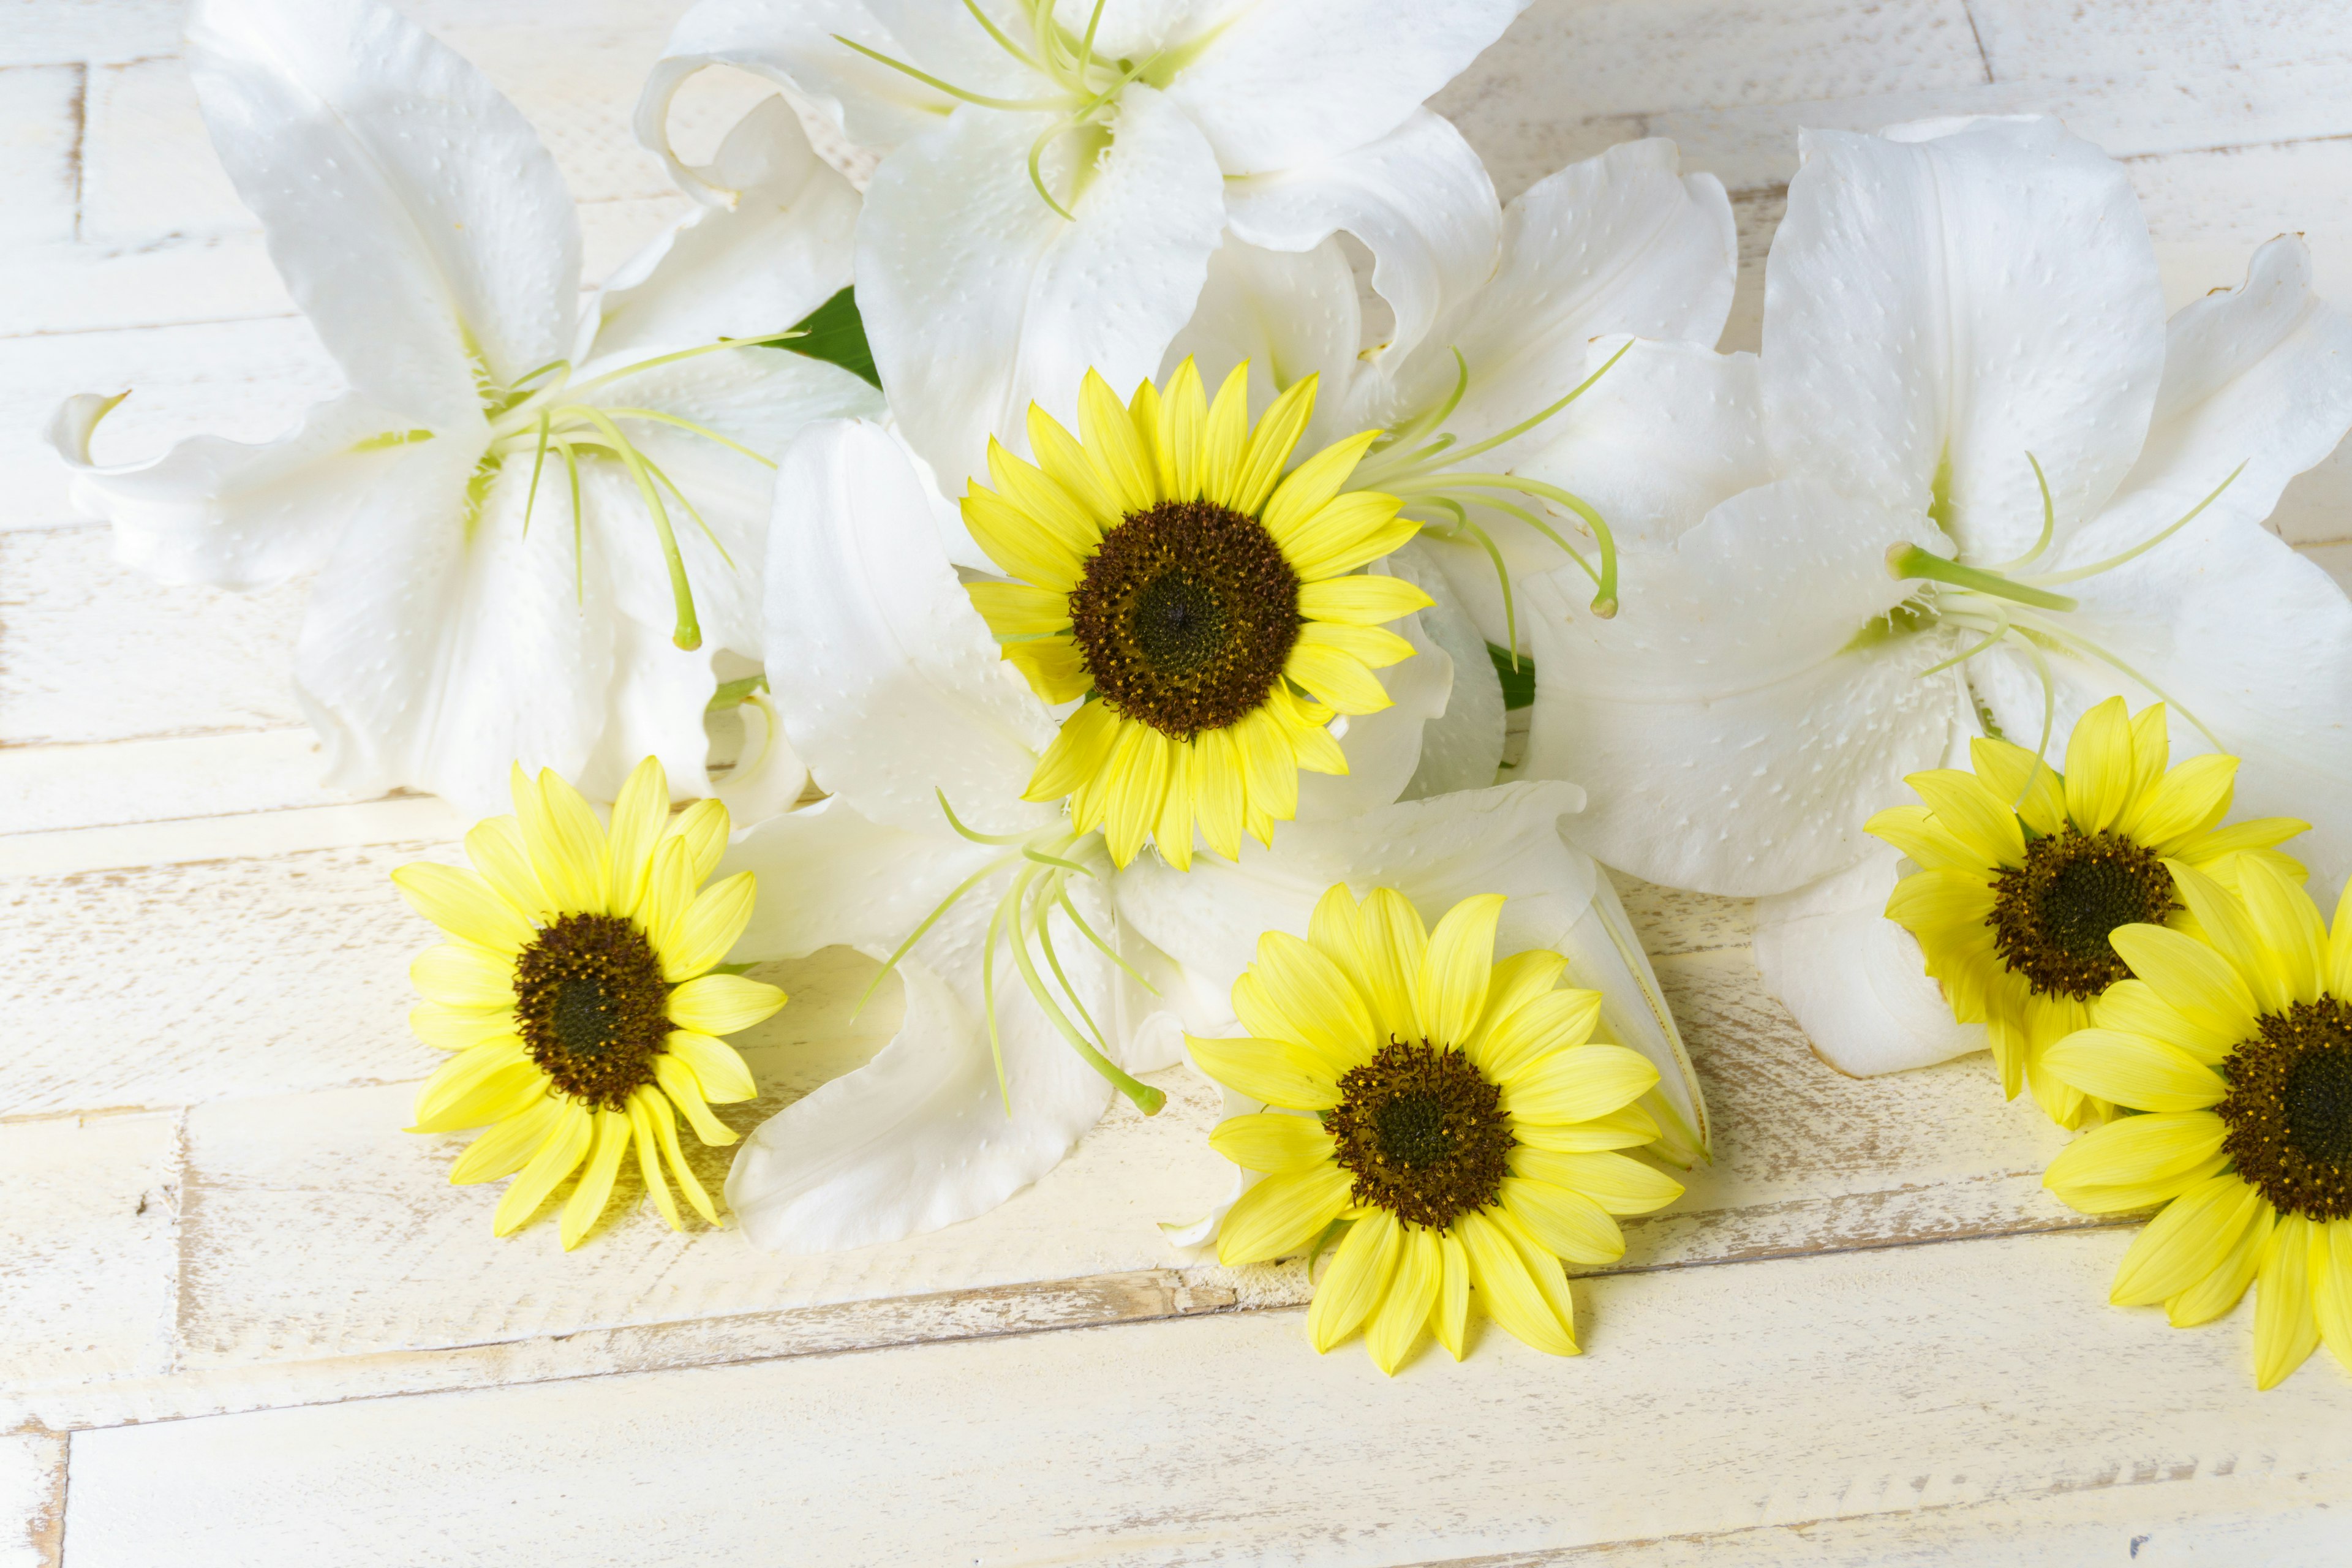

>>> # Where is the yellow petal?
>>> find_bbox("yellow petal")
[2130,752,2237,850]
[2108,923,2260,1045]
[411,1038,537,1131]
[491,1100,594,1237]
[1283,493,1419,581]
[1513,1103,1659,1152]
[2044,1110,2228,1197]
[661,870,760,982]
[2255,1213,2323,1389]
[666,1030,760,1103]
[1284,635,1393,715]
[627,1090,684,1232]
[1298,618,1415,671]
[1510,1148,1683,1215]
[2039,1029,2226,1112]
[967,579,1072,638]
[408,1001,516,1052]
[2237,853,2328,1006]
[1309,1210,1401,1352]
[1967,737,2067,838]
[1198,361,1251,508]
[1250,930,1378,1072]
[1209,1112,1336,1173]
[1101,721,1169,869]
[559,1109,633,1251]
[1155,739,1197,871]
[448,1096,565,1185]
[392,862,538,954]
[1471,987,1601,1082]
[464,815,551,924]
[412,943,517,1009]
[663,796,730,884]
[963,484,1086,590]
[1025,697,1120,805]
[1434,1231,1471,1360]
[1905,769,2026,869]
[604,758,671,921]
[1355,888,1430,1047]
[1182,723,1244,861]
[1186,1034,1341,1111]
[1885,868,1997,935]
[1297,573,1433,627]
[1227,373,1317,516]
[1003,635,1095,706]
[1866,805,1988,873]
[1026,401,1125,526]
[1216,1161,1352,1265]
[1161,356,1207,500]
[2320,1219,2352,1377]
[1262,427,1380,546]
[2091,978,2237,1065]
[666,973,786,1036]
[637,835,698,963]
[1078,369,1158,512]
[1500,1177,1624,1265]
[1501,1044,1659,1125]
[2063,695,2135,832]
[1415,892,1504,1050]
[2168,858,2290,1014]
[2111,1174,2263,1306]
[989,435,1107,555]
[1366,1223,1440,1374]
[512,764,608,914]
[1128,375,1175,499]
[655,1053,737,1145]
[1458,1208,1576,1356]
[638,1084,719,1225]
[1233,706,1300,828]
[2168,1197,2270,1327]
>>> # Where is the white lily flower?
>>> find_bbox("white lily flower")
[636,0,1529,494]
[49,0,884,814]
[1164,132,1738,648]
[1520,116,2352,1077]
[718,411,1706,1251]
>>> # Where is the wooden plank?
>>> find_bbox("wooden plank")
[2131,137,2352,310]
[0,799,465,879]
[0,1114,178,1390]
[0,1427,64,1568]
[1965,0,2352,81]
[0,731,371,837]
[55,1229,2352,1566]
[0,65,80,247]
[0,3,178,69]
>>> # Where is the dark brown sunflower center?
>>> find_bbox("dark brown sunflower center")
[511,912,670,1110]
[1987,829,2177,999]
[2220,999,2352,1220]
[1064,499,1300,740]
[1325,1039,1513,1230]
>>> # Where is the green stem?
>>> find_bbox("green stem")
[1886,543,2078,612]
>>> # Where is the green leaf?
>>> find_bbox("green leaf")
[782,286,880,388]
[1487,643,1535,710]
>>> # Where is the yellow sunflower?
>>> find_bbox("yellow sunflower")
[1194,883,1683,1372]
[1869,696,2305,1128]
[392,758,786,1249]
[2041,855,2352,1388]
[962,358,1431,870]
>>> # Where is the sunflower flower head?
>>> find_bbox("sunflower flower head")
[1193,884,1683,1373]
[393,758,785,1249]
[2040,856,2352,1388]
[962,359,1433,870]
[1868,695,2307,1128]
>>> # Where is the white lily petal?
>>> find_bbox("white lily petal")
[1161,236,1363,452]
[1396,542,1507,800]
[1527,478,1973,895]
[587,96,865,364]
[49,393,417,589]
[1511,337,1769,556]
[720,799,1117,1252]
[1115,779,1706,1150]
[1381,138,1735,462]
[1224,108,1500,380]
[712,694,813,830]
[292,443,614,816]
[574,615,727,810]
[1763,116,2165,562]
[1163,0,1527,172]
[763,419,1061,836]
[857,86,1226,492]
[1753,847,1988,1077]
[187,0,578,424]
[636,0,1014,195]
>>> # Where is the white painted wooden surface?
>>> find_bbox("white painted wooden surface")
[4,1,2350,1562]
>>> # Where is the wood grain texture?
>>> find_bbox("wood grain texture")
[55,1231,2352,1567]
[0,1428,63,1568]
[0,1114,178,1388]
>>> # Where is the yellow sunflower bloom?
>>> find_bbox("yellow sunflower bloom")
[2041,855,2352,1388]
[962,358,1432,870]
[1869,696,2305,1128]
[1196,883,1683,1373]
[392,758,785,1249]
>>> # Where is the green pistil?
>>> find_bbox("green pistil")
[1883,544,2079,611]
